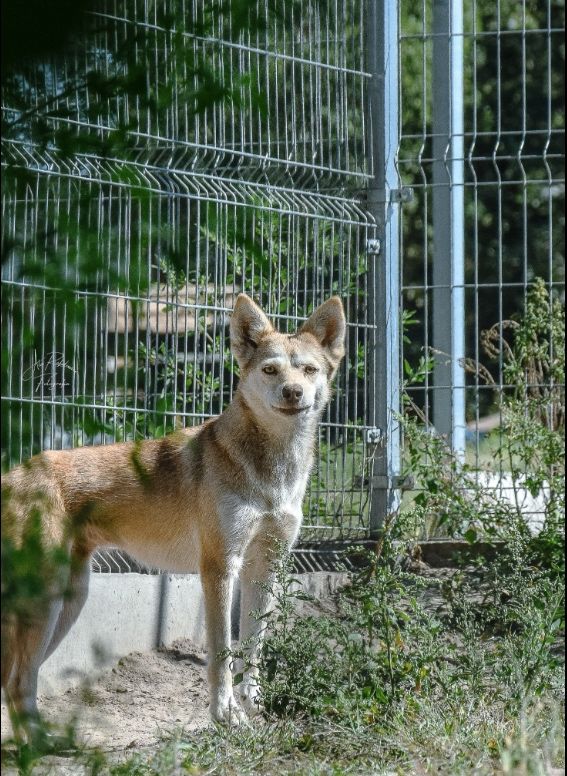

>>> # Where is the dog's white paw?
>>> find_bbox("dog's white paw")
[238,680,263,717]
[210,694,248,726]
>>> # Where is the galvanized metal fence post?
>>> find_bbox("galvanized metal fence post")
[432,0,466,454]
[366,0,402,534]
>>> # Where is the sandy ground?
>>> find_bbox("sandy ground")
[1,638,211,754]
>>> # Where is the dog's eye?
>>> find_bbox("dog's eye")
[262,365,277,375]
[304,365,318,375]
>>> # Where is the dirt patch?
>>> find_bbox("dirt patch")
[1,639,210,752]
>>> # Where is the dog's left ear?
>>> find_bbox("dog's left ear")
[230,293,273,367]
[299,297,346,371]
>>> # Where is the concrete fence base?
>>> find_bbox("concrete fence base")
[38,571,347,695]
[39,573,207,694]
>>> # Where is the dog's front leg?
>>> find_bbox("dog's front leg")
[200,559,246,725]
[238,553,274,716]
[238,523,299,716]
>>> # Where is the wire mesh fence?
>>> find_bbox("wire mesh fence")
[1,0,565,567]
[1,0,380,573]
[398,0,565,531]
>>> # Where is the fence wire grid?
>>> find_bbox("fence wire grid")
[2,0,378,573]
[1,0,565,571]
[398,0,564,530]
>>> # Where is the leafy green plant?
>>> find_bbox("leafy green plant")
[246,542,441,723]
[401,280,565,554]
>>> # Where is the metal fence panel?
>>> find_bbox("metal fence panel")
[398,0,565,527]
[1,0,380,570]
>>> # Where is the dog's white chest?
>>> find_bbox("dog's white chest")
[256,469,308,517]
[254,448,310,505]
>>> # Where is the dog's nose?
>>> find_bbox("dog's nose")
[282,383,304,403]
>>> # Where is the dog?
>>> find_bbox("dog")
[1,293,346,739]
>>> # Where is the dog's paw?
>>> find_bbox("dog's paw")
[210,694,248,726]
[238,680,264,717]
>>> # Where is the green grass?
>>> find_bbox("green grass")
[84,692,563,775]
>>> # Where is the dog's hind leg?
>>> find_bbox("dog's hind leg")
[42,551,91,662]
[4,597,65,741]
[3,548,90,743]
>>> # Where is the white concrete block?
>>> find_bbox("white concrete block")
[468,472,549,535]
[39,574,206,694]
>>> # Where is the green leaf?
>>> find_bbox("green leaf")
[464,528,477,543]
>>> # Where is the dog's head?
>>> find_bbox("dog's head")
[230,294,346,425]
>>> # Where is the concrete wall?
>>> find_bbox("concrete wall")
[39,573,207,694]
[38,571,347,694]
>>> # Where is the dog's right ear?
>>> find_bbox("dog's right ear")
[230,294,273,366]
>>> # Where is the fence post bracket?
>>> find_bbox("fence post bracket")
[391,187,414,204]
[366,238,382,256]
[365,426,383,444]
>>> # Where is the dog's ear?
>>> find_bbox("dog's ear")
[230,294,273,366]
[299,296,346,371]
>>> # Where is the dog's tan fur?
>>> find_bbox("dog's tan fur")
[1,294,345,736]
